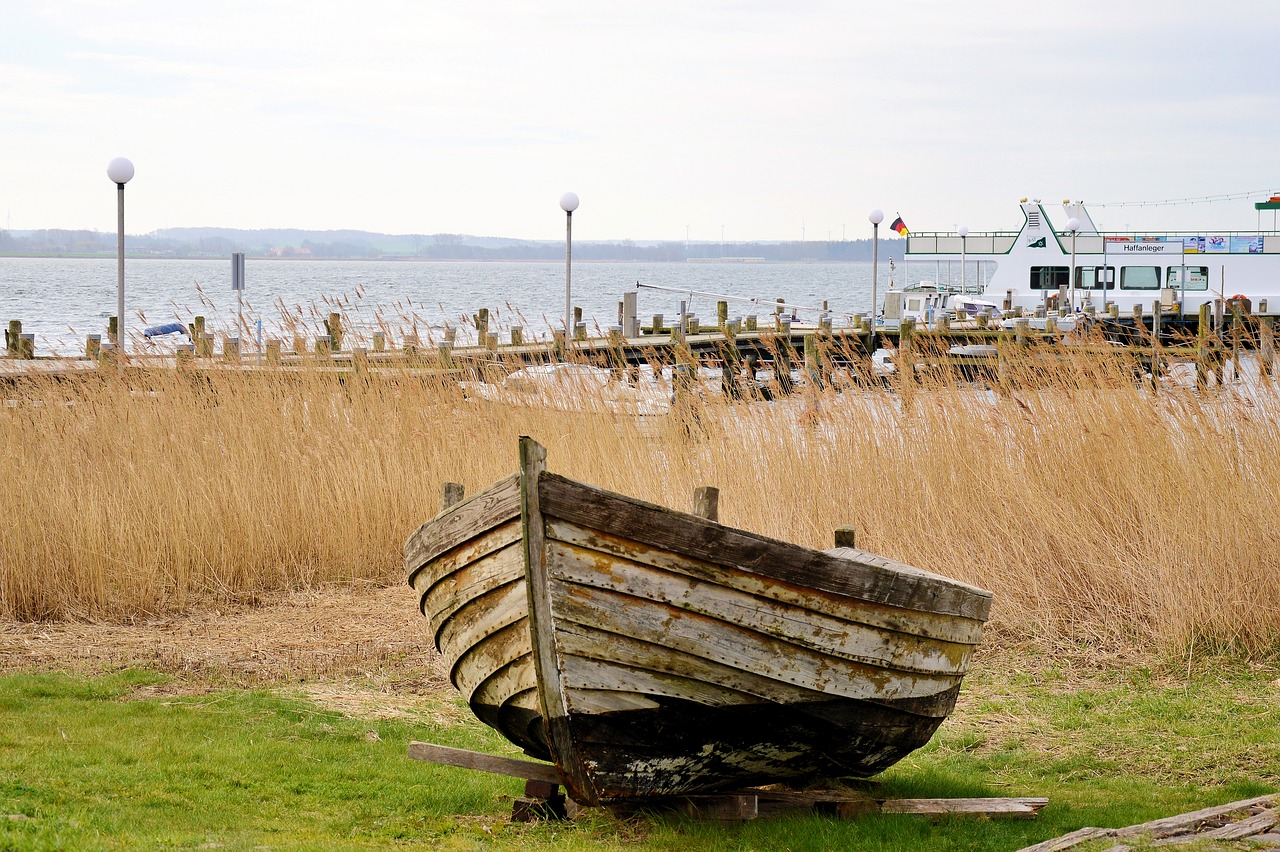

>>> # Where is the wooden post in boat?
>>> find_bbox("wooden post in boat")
[833,526,857,548]
[693,486,719,522]
[441,482,465,512]
[1261,316,1275,377]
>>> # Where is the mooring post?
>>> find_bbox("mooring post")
[324,312,343,352]
[266,338,282,364]
[373,331,386,352]
[223,335,241,362]
[1151,299,1162,388]
[717,300,729,330]
[623,291,638,338]
[1261,316,1275,377]
[1192,300,1213,386]
[5,320,20,357]
[803,333,823,389]
[86,334,101,359]
[898,318,916,393]
[693,486,720,522]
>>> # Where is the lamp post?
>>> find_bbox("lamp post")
[868,209,883,328]
[1066,217,1080,312]
[106,157,134,371]
[560,192,579,338]
[958,225,969,294]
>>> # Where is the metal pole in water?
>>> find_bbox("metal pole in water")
[868,209,883,328]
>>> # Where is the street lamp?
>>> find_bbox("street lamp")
[560,192,579,338]
[1066,217,1080,312]
[958,225,969,294]
[868,209,883,330]
[106,157,134,370]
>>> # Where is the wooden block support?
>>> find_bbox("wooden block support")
[833,526,856,548]
[407,741,563,785]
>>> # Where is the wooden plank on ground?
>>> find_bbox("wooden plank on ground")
[407,741,563,785]
[881,797,1049,818]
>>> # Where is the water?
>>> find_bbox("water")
[0,257,887,354]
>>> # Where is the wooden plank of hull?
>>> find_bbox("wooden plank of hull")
[548,519,985,646]
[536,472,992,622]
[549,581,963,708]
[544,531,977,677]
[404,474,520,581]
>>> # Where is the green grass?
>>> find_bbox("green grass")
[0,660,1276,850]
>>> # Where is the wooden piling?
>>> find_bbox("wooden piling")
[265,339,282,364]
[373,331,386,352]
[473,308,489,341]
[717,300,729,330]
[315,334,332,359]
[324,312,343,352]
[833,526,856,549]
[1261,316,1275,377]
[1196,301,1213,387]
[622,291,638,338]
[693,486,720,522]
[85,334,101,358]
[511,327,524,346]
[223,336,241,362]
[5,320,20,357]
[803,333,822,389]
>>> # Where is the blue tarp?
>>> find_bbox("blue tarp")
[143,322,188,338]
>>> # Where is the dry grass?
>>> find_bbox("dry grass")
[2,336,1279,660]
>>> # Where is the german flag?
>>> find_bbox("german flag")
[890,215,909,236]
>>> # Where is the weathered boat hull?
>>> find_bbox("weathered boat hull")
[405,438,992,805]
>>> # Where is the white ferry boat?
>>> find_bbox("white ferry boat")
[902,198,1280,321]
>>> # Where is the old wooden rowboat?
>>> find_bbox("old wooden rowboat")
[404,437,992,806]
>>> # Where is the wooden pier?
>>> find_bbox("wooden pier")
[3,298,1273,393]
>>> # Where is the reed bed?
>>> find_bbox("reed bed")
[2,339,1278,660]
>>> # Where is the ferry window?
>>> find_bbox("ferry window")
[1120,266,1160,290]
[1030,266,1067,290]
[1079,266,1115,290]
[1166,265,1209,291]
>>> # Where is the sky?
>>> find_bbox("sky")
[3,0,1279,241]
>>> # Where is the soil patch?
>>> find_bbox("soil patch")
[0,580,447,690]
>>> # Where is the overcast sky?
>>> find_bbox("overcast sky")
[3,1,1278,241]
